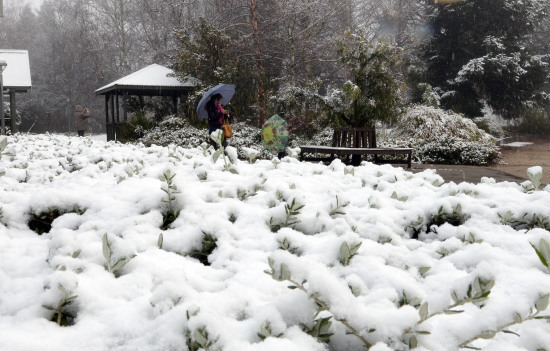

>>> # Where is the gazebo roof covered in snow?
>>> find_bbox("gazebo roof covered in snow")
[95,64,197,96]
[95,64,198,141]
[0,49,32,92]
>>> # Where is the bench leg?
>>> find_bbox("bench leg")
[407,153,412,168]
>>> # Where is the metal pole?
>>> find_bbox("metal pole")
[1,73,4,135]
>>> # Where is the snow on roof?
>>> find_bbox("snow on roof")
[0,50,32,91]
[95,64,197,94]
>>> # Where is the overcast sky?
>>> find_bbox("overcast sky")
[28,0,43,9]
[7,0,43,10]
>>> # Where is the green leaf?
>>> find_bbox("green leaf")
[484,279,495,292]
[228,167,239,174]
[193,329,208,347]
[213,149,223,163]
[478,330,496,339]
[72,250,81,258]
[444,310,464,314]
[350,242,362,255]
[340,242,350,261]
[531,243,549,268]
[0,136,7,152]
[539,239,550,265]
[102,234,111,262]
[62,295,78,306]
[419,302,429,321]
[280,264,291,281]
[418,267,431,276]
[513,313,522,324]
[455,203,462,214]
[472,277,481,296]
[409,335,418,349]
[451,291,459,303]
[502,330,520,337]
[158,233,163,249]
[535,294,549,312]
[111,257,129,273]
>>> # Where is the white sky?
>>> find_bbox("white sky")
[6,0,43,10]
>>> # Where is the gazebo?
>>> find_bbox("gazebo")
[0,49,32,133]
[95,64,197,141]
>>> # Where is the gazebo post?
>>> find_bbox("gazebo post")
[110,95,115,141]
[116,93,121,140]
[172,95,178,116]
[116,93,120,124]
[123,91,128,122]
[104,94,110,140]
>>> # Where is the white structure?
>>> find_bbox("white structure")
[95,64,196,94]
[95,64,198,141]
[0,50,33,133]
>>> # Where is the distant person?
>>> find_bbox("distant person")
[205,93,229,148]
[74,105,90,137]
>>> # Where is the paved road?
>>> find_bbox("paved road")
[409,163,526,185]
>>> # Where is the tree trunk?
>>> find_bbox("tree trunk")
[249,0,267,126]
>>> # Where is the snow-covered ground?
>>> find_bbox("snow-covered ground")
[1,134,550,351]
[500,142,534,148]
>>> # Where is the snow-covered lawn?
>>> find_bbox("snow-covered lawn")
[1,134,549,351]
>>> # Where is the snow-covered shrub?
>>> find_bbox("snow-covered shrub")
[385,105,501,165]
[42,277,78,326]
[288,127,334,148]
[268,81,328,136]
[102,233,134,275]
[3,101,21,129]
[140,115,338,160]
[4,134,550,350]
[141,116,276,160]
[472,104,507,138]
[473,116,506,138]
[418,83,440,108]
[28,206,85,235]
[141,116,207,148]
[0,135,7,159]
[160,169,181,229]
[517,107,550,135]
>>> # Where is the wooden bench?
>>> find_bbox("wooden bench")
[299,127,413,168]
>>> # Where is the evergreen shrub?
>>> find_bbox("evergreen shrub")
[385,105,501,165]
[517,108,550,135]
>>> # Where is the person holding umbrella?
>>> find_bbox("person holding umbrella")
[205,93,230,148]
[196,84,236,149]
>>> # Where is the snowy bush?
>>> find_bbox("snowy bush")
[517,107,550,135]
[386,105,501,165]
[268,81,328,136]
[1,134,550,350]
[141,116,275,160]
[0,135,7,159]
[141,115,337,160]
[472,104,507,138]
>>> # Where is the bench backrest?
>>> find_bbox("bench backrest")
[332,127,377,148]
